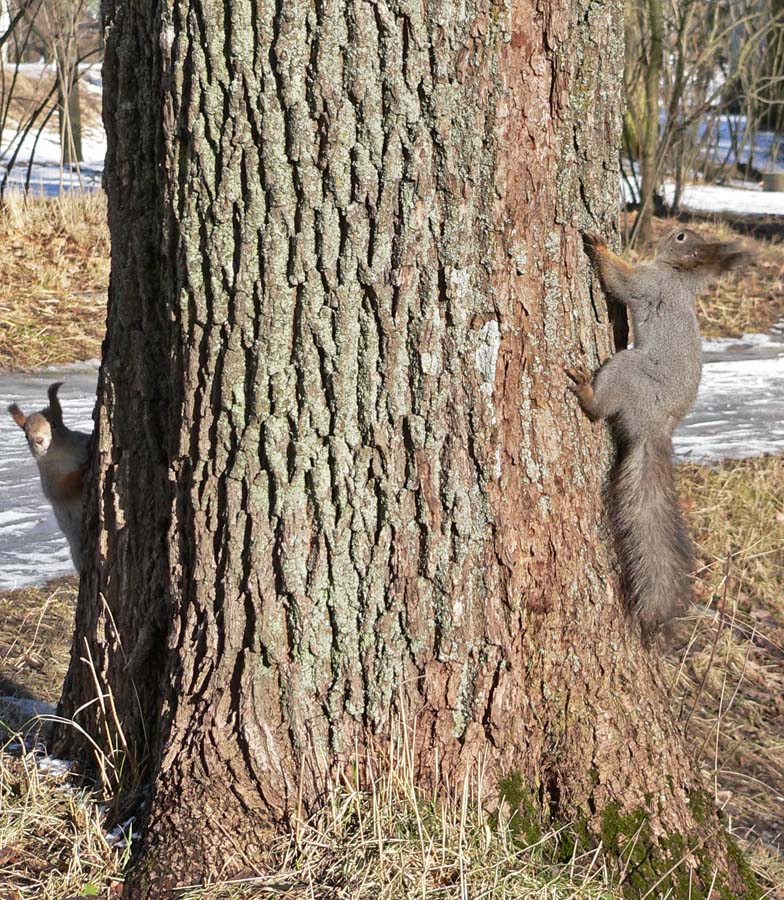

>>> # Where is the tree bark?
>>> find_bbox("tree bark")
[56,0,758,896]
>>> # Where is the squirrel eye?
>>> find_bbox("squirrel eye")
[676,232,686,242]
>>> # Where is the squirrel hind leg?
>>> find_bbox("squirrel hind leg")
[568,360,630,422]
[567,366,605,420]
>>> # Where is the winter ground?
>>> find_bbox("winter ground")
[675,327,784,461]
[662,181,784,217]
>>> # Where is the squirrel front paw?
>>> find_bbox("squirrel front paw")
[566,365,593,389]
[581,231,607,259]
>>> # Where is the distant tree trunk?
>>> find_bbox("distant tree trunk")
[57,50,82,165]
[56,0,758,896]
[0,0,10,65]
[637,0,663,243]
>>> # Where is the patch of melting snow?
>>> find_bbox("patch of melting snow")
[674,329,784,461]
[37,755,74,777]
[0,696,55,718]
[663,182,784,217]
[41,358,101,372]
[106,817,140,849]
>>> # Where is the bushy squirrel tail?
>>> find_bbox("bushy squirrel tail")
[609,433,693,642]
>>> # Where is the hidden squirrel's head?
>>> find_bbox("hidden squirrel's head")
[8,382,65,459]
[657,227,751,273]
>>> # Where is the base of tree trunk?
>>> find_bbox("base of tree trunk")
[112,746,762,900]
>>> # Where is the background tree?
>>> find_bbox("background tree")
[0,0,102,193]
[55,0,760,896]
[640,0,663,243]
[624,0,784,240]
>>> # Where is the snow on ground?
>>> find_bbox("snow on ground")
[0,696,56,719]
[662,182,784,217]
[0,120,105,194]
[37,756,74,776]
[674,329,784,461]
[623,169,784,217]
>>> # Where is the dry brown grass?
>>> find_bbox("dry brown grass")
[169,753,622,900]
[672,455,784,888]
[0,191,109,371]
[0,753,128,900]
[0,576,76,704]
[0,73,102,127]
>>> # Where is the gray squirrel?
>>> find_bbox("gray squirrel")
[568,228,750,641]
[8,382,92,570]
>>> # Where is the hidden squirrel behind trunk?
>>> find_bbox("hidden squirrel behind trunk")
[8,382,92,570]
[569,228,750,642]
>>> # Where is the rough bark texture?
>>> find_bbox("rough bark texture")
[56,0,757,896]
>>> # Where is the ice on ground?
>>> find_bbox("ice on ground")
[0,696,56,718]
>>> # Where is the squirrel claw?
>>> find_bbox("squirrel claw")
[581,231,606,254]
[566,365,593,388]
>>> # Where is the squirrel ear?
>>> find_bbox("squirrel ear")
[8,403,27,428]
[47,382,64,425]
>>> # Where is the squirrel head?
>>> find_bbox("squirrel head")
[8,382,65,459]
[657,228,751,273]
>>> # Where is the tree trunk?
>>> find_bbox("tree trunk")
[56,0,757,896]
[57,49,83,165]
[636,0,663,244]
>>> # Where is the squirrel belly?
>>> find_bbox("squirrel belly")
[569,228,751,641]
[51,494,85,569]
